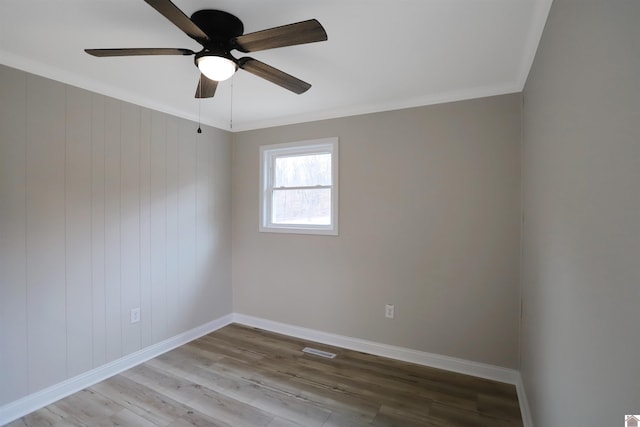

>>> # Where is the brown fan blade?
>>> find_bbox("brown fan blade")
[85,48,194,57]
[232,19,327,53]
[144,0,209,44]
[195,74,218,98]
[238,57,311,94]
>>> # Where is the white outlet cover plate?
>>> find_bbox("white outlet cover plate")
[385,304,394,318]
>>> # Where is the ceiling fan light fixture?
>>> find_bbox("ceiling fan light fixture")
[84,3,328,99]
[196,54,237,81]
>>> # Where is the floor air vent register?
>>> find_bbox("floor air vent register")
[302,347,337,359]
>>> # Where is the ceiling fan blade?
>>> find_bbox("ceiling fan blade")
[85,48,194,57]
[232,19,327,53]
[143,0,209,44]
[238,57,311,94]
[195,74,218,98]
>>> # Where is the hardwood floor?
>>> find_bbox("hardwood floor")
[9,324,523,426]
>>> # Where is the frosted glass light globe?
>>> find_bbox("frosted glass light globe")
[196,55,237,81]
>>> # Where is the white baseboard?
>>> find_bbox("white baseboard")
[515,373,534,427]
[1,312,533,427]
[232,313,518,382]
[0,313,234,426]
[232,313,533,427]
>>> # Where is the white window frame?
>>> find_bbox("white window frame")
[260,137,339,235]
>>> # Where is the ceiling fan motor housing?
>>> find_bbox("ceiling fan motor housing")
[191,10,244,43]
[191,10,244,73]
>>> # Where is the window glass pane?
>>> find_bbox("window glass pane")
[274,153,331,187]
[272,188,331,225]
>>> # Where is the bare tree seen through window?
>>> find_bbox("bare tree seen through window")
[272,153,332,225]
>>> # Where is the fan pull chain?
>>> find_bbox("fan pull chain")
[230,77,234,130]
[197,81,202,134]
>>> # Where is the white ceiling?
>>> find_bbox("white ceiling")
[0,0,552,132]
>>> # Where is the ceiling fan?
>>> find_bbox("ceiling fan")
[85,0,328,98]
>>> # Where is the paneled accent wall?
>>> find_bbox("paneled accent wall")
[0,64,232,405]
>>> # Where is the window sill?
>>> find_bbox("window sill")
[259,225,338,236]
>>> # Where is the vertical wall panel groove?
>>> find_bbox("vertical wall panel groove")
[90,94,95,369]
[64,87,68,383]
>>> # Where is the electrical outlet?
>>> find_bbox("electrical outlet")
[385,304,394,319]
[130,307,141,324]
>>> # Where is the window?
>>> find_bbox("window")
[260,138,339,235]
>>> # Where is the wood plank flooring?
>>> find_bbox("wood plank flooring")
[8,324,523,426]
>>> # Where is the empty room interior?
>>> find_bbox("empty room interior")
[0,1,638,426]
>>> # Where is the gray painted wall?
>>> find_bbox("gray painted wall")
[521,1,640,425]
[232,94,522,368]
[0,64,233,405]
